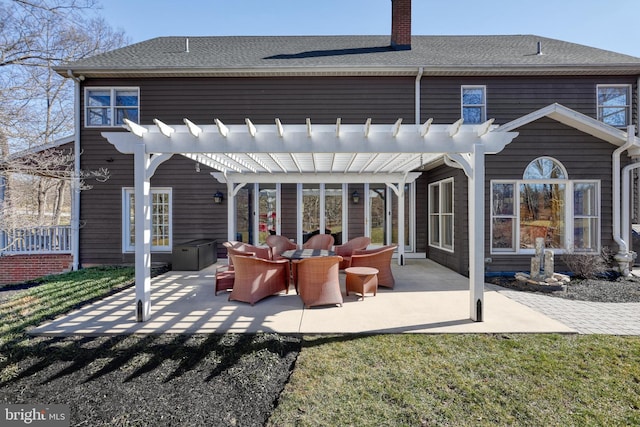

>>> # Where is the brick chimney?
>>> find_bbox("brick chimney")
[390,0,411,50]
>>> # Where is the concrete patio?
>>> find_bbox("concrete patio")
[30,259,575,335]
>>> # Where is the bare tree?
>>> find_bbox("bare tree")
[0,0,127,251]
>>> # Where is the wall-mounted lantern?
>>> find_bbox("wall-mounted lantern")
[351,190,360,204]
[213,190,224,204]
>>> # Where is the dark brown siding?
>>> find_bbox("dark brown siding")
[78,76,415,266]
[421,75,638,126]
[424,165,469,275]
[485,119,622,274]
[280,184,298,243]
[78,74,638,272]
[414,175,428,253]
[347,184,366,238]
[139,76,415,125]
[418,75,637,275]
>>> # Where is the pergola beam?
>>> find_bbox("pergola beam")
[215,118,229,137]
[212,171,423,185]
[245,118,257,137]
[420,118,433,137]
[275,118,284,137]
[104,122,516,156]
[364,118,372,137]
[392,118,402,137]
[153,119,174,137]
[183,118,202,137]
[123,118,147,137]
[448,118,464,137]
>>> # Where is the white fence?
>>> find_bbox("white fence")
[1,226,72,254]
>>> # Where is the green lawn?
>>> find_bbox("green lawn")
[1,268,639,426]
[0,266,135,347]
[269,334,640,426]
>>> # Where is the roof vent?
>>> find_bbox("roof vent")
[391,0,411,50]
[536,41,543,55]
[185,38,190,53]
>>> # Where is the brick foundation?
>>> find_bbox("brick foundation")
[0,254,74,285]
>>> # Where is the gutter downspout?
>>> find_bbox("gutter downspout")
[622,159,640,269]
[612,125,636,276]
[415,67,424,125]
[67,70,82,271]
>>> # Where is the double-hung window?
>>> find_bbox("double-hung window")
[122,188,172,252]
[429,178,454,251]
[461,85,486,124]
[490,157,600,254]
[86,87,139,127]
[597,84,631,127]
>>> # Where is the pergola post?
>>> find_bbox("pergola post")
[226,180,235,242]
[468,142,485,321]
[387,182,406,265]
[134,142,152,322]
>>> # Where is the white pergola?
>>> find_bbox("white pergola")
[102,118,518,322]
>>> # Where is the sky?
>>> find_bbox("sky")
[98,0,640,58]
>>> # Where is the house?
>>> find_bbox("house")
[54,0,640,321]
[0,136,76,284]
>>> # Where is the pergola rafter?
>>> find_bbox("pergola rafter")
[104,117,518,323]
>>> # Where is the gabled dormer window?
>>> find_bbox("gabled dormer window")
[86,87,139,127]
[597,84,630,127]
[461,85,486,124]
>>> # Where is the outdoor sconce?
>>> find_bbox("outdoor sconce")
[351,190,360,204]
[213,190,224,204]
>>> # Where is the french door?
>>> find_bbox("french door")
[234,182,413,251]
[366,183,413,251]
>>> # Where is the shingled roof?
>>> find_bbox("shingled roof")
[56,35,640,77]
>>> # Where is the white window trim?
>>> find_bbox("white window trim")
[428,178,454,253]
[490,181,516,253]
[122,187,173,253]
[596,84,631,128]
[85,87,140,128]
[490,179,600,255]
[461,85,486,124]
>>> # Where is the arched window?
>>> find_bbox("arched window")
[491,157,599,254]
[523,157,567,180]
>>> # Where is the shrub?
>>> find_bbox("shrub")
[560,248,612,279]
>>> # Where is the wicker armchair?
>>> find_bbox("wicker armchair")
[333,236,371,270]
[266,235,298,260]
[228,254,290,305]
[293,255,343,308]
[222,240,272,260]
[215,247,256,295]
[350,245,397,288]
[302,234,335,250]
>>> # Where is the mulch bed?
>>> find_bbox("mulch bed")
[487,274,640,303]
[0,334,301,426]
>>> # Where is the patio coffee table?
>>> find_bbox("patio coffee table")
[345,266,379,300]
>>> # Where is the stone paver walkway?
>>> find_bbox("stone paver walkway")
[488,284,640,335]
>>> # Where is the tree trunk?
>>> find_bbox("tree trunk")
[0,130,12,226]
[37,177,47,224]
[53,180,66,225]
